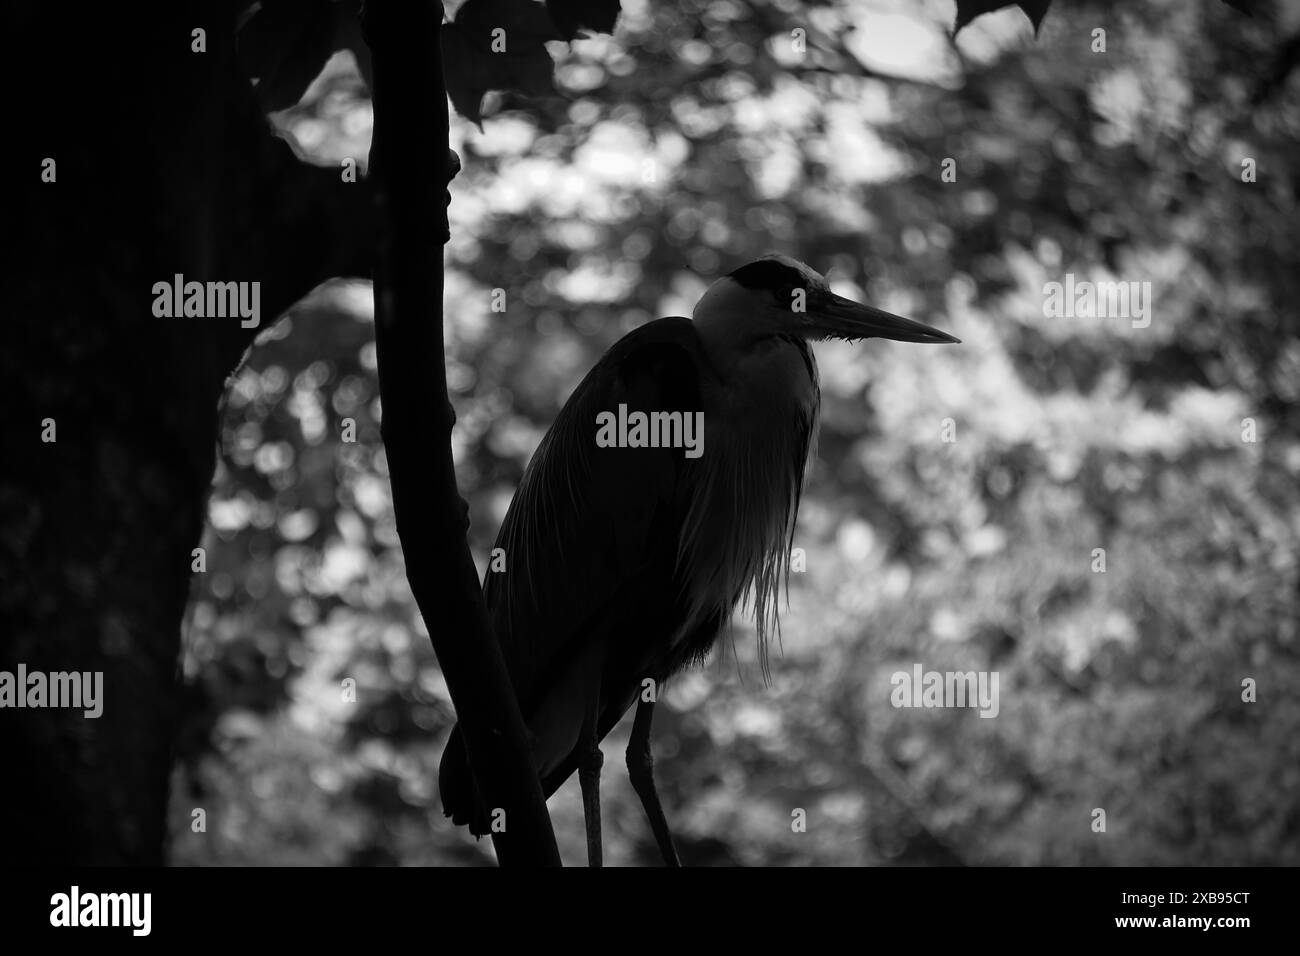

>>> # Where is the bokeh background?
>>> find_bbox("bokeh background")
[169,0,1300,865]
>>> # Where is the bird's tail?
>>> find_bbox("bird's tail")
[438,723,491,837]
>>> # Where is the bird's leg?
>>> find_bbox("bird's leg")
[578,695,604,868]
[627,696,681,867]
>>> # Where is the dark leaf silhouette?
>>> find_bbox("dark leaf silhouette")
[442,0,563,125]
[237,0,339,111]
[545,0,621,40]
[953,0,1051,36]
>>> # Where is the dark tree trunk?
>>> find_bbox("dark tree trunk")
[1,1,372,864]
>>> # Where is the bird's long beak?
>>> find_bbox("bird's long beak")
[814,293,960,344]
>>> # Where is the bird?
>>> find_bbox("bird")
[438,254,959,866]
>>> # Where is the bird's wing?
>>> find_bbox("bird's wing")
[485,317,711,716]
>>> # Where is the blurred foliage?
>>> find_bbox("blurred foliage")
[171,0,1300,866]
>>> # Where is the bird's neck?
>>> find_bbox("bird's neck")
[692,280,768,378]
[696,334,819,428]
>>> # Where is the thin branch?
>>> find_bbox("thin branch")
[363,0,560,866]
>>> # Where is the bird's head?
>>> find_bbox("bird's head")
[692,254,959,367]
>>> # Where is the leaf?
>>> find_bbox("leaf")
[545,0,621,41]
[455,0,565,40]
[442,0,563,126]
[953,0,1051,37]
[238,0,340,111]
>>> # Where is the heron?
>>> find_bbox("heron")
[439,254,959,866]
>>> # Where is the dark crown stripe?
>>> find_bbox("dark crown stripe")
[728,259,806,290]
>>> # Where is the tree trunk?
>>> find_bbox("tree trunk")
[1,1,373,864]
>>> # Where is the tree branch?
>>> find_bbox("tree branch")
[363,0,560,865]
